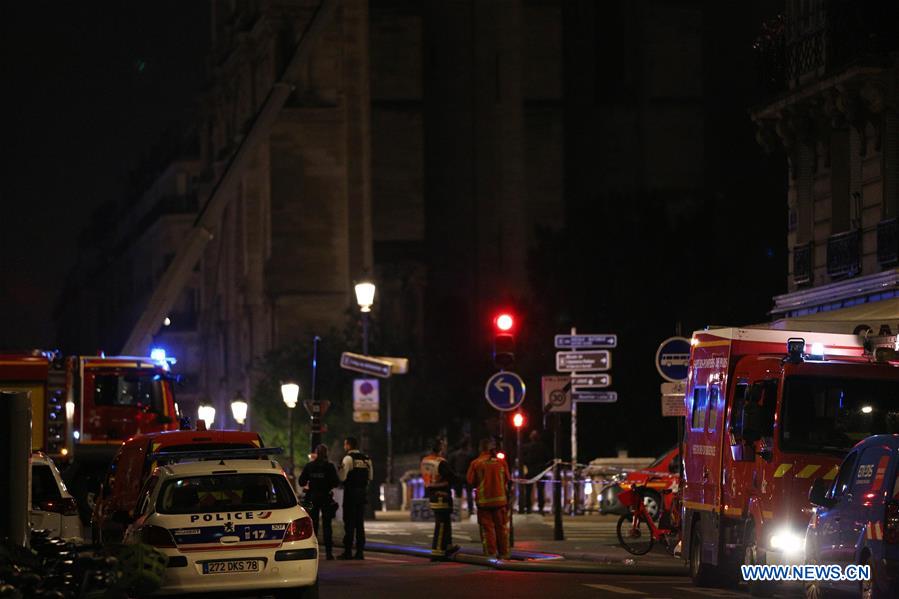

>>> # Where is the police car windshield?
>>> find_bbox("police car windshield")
[156,473,296,514]
[781,376,899,454]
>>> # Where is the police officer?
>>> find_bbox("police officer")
[420,438,461,560]
[338,436,373,560]
[298,443,340,559]
[467,437,512,559]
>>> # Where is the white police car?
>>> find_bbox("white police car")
[123,449,318,597]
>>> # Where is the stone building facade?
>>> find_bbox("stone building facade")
[752,0,899,318]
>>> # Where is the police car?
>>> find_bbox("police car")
[122,448,318,597]
[805,434,899,599]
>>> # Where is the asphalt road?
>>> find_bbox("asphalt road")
[317,553,806,599]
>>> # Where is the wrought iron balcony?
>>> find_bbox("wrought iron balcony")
[826,229,861,279]
[878,218,898,267]
[792,242,813,286]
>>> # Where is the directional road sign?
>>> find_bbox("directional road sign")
[542,375,571,413]
[555,350,611,372]
[655,337,691,382]
[340,352,392,378]
[485,371,526,411]
[571,374,611,390]
[554,334,617,349]
[571,390,618,403]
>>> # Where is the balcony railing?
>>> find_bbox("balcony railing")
[755,1,899,95]
[792,242,813,286]
[826,229,861,279]
[878,218,898,267]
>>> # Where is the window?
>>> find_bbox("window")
[156,473,296,514]
[707,385,720,432]
[31,465,62,504]
[691,387,707,430]
[729,381,749,436]
[135,475,158,516]
[93,374,164,412]
[830,451,858,499]
[781,376,899,454]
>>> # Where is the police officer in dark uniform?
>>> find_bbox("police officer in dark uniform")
[298,443,340,559]
[338,436,373,560]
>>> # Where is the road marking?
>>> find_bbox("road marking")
[673,588,745,597]
[361,555,412,564]
[583,584,643,594]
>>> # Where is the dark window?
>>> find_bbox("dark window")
[830,451,858,499]
[94,374,164,412]
[729,381,749,435]
[31,464,62,503]
[156,473,296,514]
[691,387,707,430]
[781,376,899,454]
[707,386,720,432]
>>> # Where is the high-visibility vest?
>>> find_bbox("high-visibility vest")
[421,453,449,489]
[466,452,510,508]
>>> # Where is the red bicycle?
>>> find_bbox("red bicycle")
[616,475,681,555]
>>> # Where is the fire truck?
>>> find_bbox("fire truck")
[682,327,899,592]
[0,350,179,461]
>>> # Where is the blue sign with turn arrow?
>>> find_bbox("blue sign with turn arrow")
[485,371,526,412]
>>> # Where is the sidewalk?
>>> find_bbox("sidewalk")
[333,510,688,574]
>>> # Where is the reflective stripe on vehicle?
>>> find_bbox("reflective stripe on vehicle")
[773,464,792,478]
[822,466,839,480]
[795,465,821,479]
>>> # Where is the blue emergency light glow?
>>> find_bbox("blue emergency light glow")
[810,342,824,357]
[150,348,167,362]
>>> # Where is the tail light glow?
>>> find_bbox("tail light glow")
[283,517,314,542]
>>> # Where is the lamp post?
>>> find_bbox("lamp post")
[354,280,375,355]
[198,403,216,430]
[231,391,248,430]
[281,382,299,479]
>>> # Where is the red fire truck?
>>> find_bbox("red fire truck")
[0,350,179,460]
[682,327,899,592]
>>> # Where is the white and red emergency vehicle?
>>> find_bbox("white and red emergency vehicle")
[682,326,899,591]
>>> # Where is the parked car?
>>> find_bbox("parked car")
[91,425,264,544]
[123,451,318,597]
[599,447,679,520]
[30,452,84,541]
[805,434,899,599]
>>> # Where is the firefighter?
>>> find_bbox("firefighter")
[466,437,512,559]
[298,443,340,559]
[420,437,462,560]
[338,436,373,560]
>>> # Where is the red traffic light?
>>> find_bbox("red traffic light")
[494,313,514,331]
[512,412,525,429]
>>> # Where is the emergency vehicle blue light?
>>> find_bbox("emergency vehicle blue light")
[810,342,824,357]
[150,348,167,362]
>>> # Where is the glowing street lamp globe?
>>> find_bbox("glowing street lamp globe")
[281,382,299,409]
[354,281,376,313]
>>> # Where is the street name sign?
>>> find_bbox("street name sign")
[555,350,611,372]
[541,375,571,413]
[660,381,687,417]
[571,390,618,403]
[340,352,392,378]
[353,379,380,412]
[655,337,691,382]
[554,334,617,349]
[485,371,526,411]
[570,374,611,390]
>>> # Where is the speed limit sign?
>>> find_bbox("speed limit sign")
[541,375,571,413]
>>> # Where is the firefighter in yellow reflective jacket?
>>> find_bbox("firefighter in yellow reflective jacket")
[420,438,462,560]
[466,437,512,559]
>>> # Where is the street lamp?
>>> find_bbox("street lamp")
[231,391,248,429]
[354,280,376,355]
[281,382,299,478]
[198,403,216,430]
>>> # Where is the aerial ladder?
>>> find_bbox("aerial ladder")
[121,0,338,355]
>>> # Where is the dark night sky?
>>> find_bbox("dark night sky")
[1,1,208,348]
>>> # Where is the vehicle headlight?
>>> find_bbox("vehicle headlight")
[769,529,804,555]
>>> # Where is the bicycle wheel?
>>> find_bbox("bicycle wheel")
[617,513,655,555]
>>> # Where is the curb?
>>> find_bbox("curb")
[361,541,689,576]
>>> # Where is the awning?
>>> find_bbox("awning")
[762,298,899,334]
